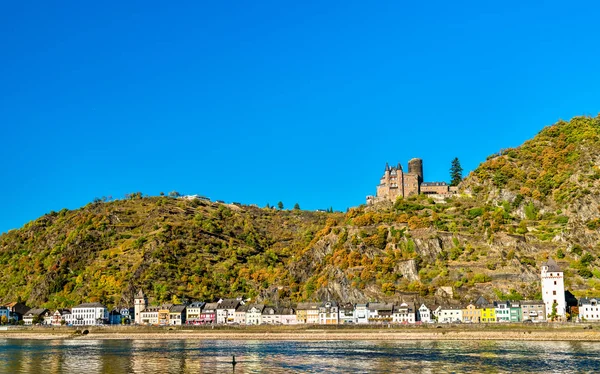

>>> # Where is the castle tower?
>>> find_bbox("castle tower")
[408,158,423,183]
[134,289,148,325]
[541,258,566,320]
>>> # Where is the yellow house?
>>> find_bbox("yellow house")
[481,305,496,323]
[462,304,481,323]
[158,304,172,326]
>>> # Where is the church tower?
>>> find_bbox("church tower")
[134,289,148,325]
[541,258,566,320]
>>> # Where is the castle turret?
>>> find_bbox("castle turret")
[408,158,423,183]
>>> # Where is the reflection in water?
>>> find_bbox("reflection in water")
[0,339,599,373]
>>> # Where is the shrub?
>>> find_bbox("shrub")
[579,268,593,278]
[519,256,536,267]
[524,202,538,220]
[472,273,492,283]
[467,208,484,219]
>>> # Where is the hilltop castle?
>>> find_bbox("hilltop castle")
[366,158,457,205]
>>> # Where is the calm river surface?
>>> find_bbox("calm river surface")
[1,339,599,373]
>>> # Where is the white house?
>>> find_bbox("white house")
[246,304,264,325]
[541,258,566,320]
[71,303,108,326]
[23,308,49,325]
[234,304,248,324]
[368,303,393,323]
[339,303,355,324]
[169,305,186,325]
[306,305,320,324]
[393,302,416,324]
[495,301,511,322]
[216,299,241,324]
[261,307,281,324]
[417,304,433,323]
[438,306,462,323]
[279,308,297,325]
[354,303,370,324]
[579,297,600,321]
[318,301,339,325]
[140,306,159,325]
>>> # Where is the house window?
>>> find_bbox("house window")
[553,291,556,295]
[554,281,557,285]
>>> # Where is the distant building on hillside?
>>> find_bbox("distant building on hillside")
[366,159,457,205]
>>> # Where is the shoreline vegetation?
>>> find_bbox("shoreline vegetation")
[2,324,600,342]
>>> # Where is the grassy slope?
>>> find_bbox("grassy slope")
[2,115,600,309]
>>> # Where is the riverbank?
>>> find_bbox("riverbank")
[2,326,600,341]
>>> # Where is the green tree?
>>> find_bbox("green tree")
[0,315,7,325]
[450,157,463,186]
[549,301,558,321]
[277,201,284,210]
[293,203,300,210]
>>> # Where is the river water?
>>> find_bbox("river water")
[0,339,598,373]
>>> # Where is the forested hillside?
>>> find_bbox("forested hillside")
[2,115,600,309]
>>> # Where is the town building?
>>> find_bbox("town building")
[261,307,280,324]
[521,301,545,322]
[246,304,265,325]
[140,306,160,325]
[3,302,30,322]
[158,304,172,325]
[354,303,370,324]
[318,301,339,325]
[71,302,108,326]
[480,304,497,323]
[0,306,10,323]
[393,302,416,324]
[417,304,433,323]
[216,299,241,324]
[186,302,205,324]
[296,302,319,324]
[234,304,248,324]
[339,303,355,324]
[495,301,511,322]
[438,306,462,323]
[169,305,186,325]
[109,309,122,325]
[578,297,600,321]
[462,303,481,323]
[541,258,566,320]
[279,308,297,325]
[200,302,218,324]
[509,302,522,322]
[51,309,71,326]
[23,308,49,325]
[368,303,393,323]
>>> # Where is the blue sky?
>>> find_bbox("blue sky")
[1,1,599,233]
